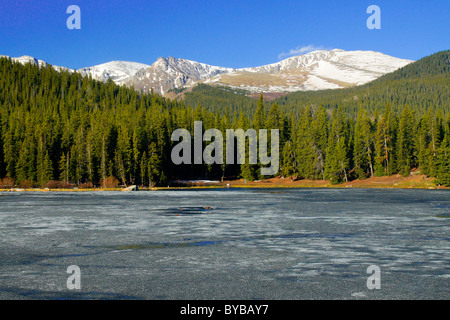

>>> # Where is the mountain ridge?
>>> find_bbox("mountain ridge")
[1,49,413,96]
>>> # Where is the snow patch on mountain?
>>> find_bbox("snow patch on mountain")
[126,57,234,94]
[1,55,74,72]
[78,61,151,85]
[202,49,413,93]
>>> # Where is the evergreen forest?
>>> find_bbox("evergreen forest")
[0,50,449,188]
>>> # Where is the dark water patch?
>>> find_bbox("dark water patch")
[158,206,215,216]
[115,243,179,250]
[252,190,289,194]
[190,240,222,246]
[275,276,302,282]
[111,232,363,251]
[111,230,450,253]
[337,273,359,279]
[114,239,223,250]
[0,253,50,267]
[0,287,143,300]
[35,251,108,261]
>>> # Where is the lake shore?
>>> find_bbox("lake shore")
[0,174,448,192]
[169,174,447,190]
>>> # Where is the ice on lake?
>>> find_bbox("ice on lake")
[0,188,448,299]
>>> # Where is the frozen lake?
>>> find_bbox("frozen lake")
[0,188,448,299]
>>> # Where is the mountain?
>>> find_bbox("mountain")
[0,55,72,72]
[125,57,233,95]
[370,49,450,81]
[201,49,413,93]
[121,49,413,95]
[1,49,413,96]
[78,60,152,85]
[183,50,450,117]
[271,49,450,113]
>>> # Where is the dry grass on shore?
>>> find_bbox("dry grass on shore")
[0,174,447,192]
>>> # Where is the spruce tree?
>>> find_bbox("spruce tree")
[325,107,349,183]
[296,106,315,179]
[397,106,415,176]
[281,141,295,178]
[253,94,265,131]
[435,133,450,186]
[374,105,395,176]
[59,152,70,183]
[311,106,328,179]
[353,108,374,179]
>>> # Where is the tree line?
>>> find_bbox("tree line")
[0,57,449,188]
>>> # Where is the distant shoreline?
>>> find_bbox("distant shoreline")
[0,174,448,191]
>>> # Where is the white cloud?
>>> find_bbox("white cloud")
[278,44,327,60]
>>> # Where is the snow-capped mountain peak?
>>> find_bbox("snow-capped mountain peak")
[126,56,235,94]
[77,60,151,85]
[7,55,48,68]
[201,49,413,92]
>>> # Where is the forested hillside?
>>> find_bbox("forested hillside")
[185,50,450,117]
[0,51,449,188]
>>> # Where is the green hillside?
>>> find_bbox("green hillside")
[374,50,450,80]
[184,50,450,118]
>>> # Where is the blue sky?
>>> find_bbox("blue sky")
[0,0,449,69]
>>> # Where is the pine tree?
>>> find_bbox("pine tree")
[36,132,53,186]
[266,102,281,130]
[3,130,17,178]
[100,132,108,183]
[353,108,374,179]
[325,107,349,183]
[296,106,315,179]
[426,110,443,176]
[416,112,431,175]
[0,111,4,179]
[147,142,162,186]
[116,125,132,185]
[132,127,141,185]
[396,106,415,176]
[311,106,328,179]
[73,126,87,184]
[240,163,256,182]
[16,140,31,184]
[253,94,265,130]
[435,133,450,186]
[374,105,395,176]
[84,128,96,184]
[39,151,53,186]
[59,152,70,183]
[140,151,148,186]
[281,140,295,178]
